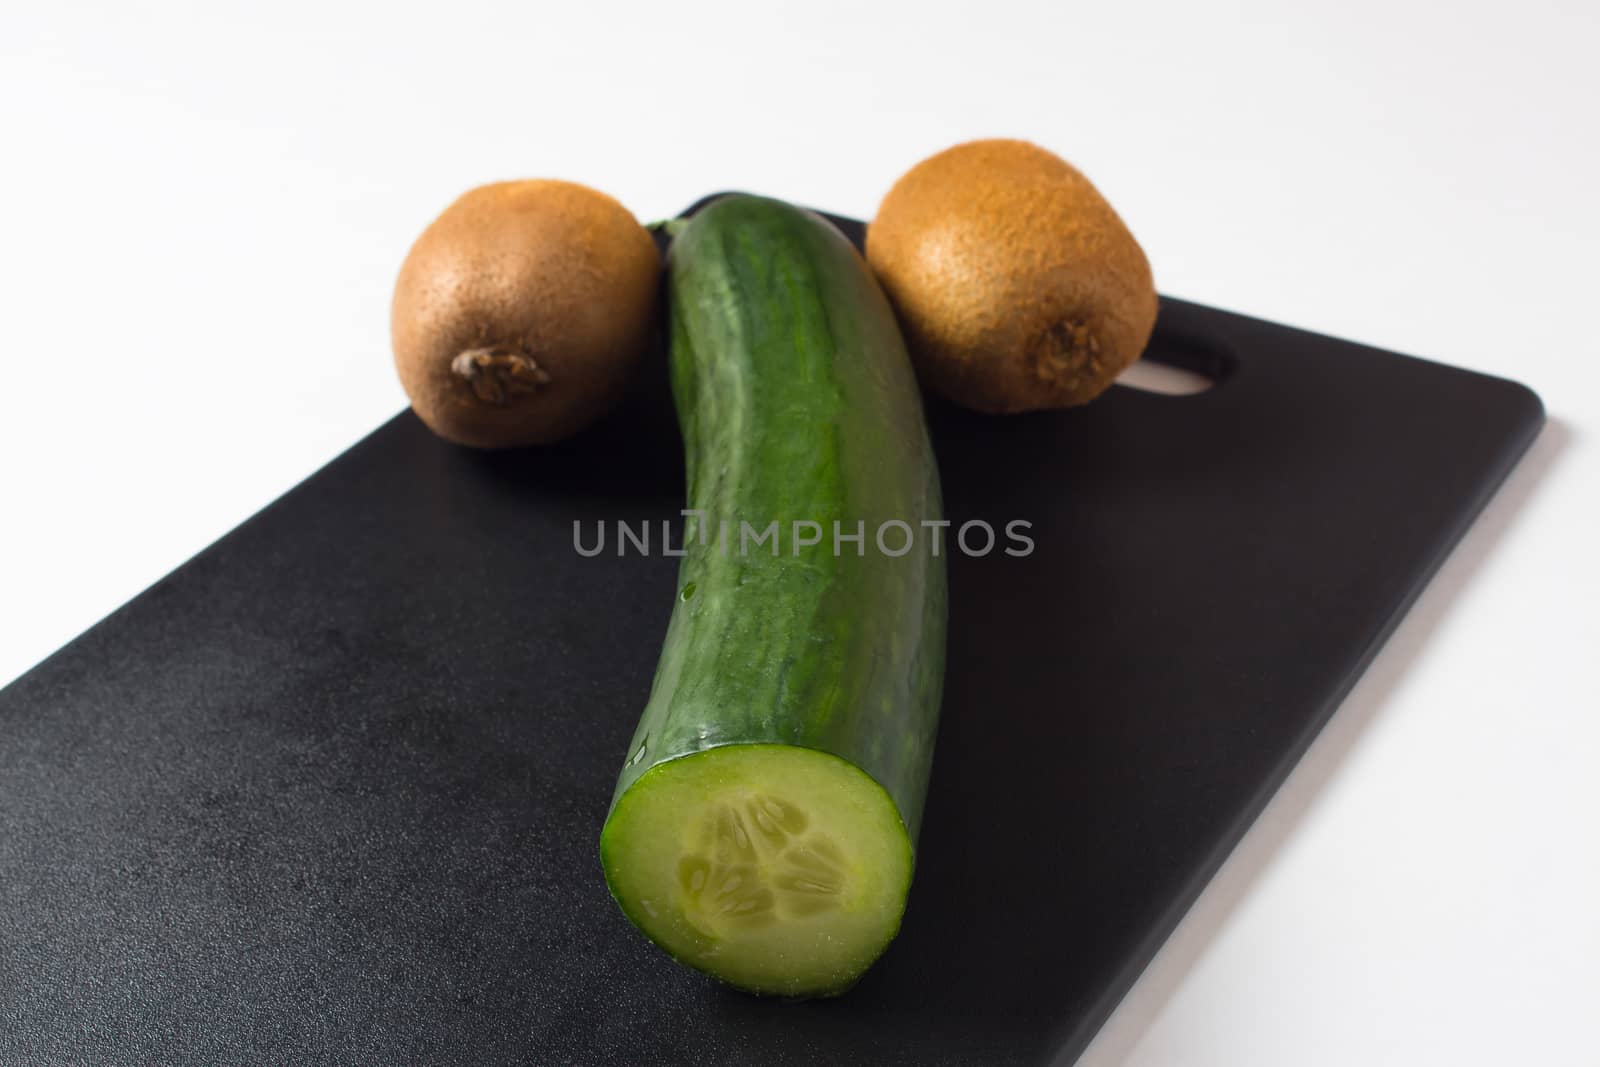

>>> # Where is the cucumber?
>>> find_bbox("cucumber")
[598,195,947,997]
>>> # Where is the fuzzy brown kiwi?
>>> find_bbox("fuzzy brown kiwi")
[865,139,1158,413]
[391,179,659,448]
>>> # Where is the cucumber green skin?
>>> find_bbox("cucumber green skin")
[606,195,947,845]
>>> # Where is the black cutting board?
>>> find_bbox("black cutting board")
[0,199,1543,1066]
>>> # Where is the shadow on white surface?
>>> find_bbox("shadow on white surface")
[1070,416,1571,1066]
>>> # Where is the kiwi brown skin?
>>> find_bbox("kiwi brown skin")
[391,179,660,448]
[865,139,1158,413]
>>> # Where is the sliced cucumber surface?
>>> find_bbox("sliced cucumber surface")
[600,743,912,997]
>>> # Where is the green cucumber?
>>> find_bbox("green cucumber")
[599,195,947,997]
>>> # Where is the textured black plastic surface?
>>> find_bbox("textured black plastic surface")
[0,202,1543,1065]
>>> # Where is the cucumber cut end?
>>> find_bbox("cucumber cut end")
[600,743,913,997]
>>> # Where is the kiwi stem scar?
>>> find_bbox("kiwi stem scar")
[451,346,552,404]
[1031,318,1103,388]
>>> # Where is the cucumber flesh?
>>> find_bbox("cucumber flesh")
[600,744,911,997]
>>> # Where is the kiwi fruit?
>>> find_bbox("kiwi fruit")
[391,179,659,448]
[866,139,1158,413]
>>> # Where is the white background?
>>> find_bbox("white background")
[3,2,1596,1063]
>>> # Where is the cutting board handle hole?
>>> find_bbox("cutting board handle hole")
[1116,330,1233,396]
